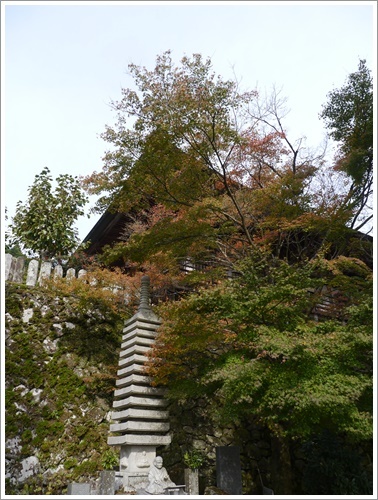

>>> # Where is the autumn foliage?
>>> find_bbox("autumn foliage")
[82,53,373,454]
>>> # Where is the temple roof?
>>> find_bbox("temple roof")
[82,211,130,256]
[82,210,373,269]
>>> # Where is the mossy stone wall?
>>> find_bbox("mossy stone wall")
[5,283,126,495]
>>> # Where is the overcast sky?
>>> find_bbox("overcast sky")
[2,0,376,242]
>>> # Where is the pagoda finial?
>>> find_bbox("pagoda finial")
[138,275,151,311]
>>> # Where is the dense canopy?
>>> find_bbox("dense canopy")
[82,53,373,493]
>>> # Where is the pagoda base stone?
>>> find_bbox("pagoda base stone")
[121,471,149,493]
[119,445,156,492]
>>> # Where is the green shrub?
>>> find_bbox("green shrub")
[183,449,205,470]
[101,449,119,470]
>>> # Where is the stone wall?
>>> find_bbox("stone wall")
[160,397,286,494]
[4,282,127,495]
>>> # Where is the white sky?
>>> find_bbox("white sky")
[1,0,376,242]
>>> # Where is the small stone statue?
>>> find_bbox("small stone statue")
[145,456,176,494]
[136,451,150,468]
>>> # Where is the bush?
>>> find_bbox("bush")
[301,431,373,495]
[183,449,205,470]
[101,449,119,470]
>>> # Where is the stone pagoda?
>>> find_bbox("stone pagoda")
[108,276,171,492]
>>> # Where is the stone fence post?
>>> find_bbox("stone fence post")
[38,261,52,285]
[54,264,63,279]
[4,254,126,303]
[4,253,81,286]
[12,257,25,283]
[4,253,14,281]
[66,268,76,280]
[26,260,39,287]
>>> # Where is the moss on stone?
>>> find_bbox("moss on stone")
[5,283,128,494]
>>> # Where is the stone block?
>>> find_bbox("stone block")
[216,446,242,495]
[120,445,155,473]
[12,257,25,283]
[18,456,39,482]
[116,363,146,377]
[118,354,148,370]
[26,259,39,286]
[38,261,52,284]
[53,264,63,279]
[108,434,171,446]
[67,482,91,495]
[5,254,15,281]
[185,468,199,495]
[66,268,76,280]
[122,324,157,340]
[100,470,115,495]
[120,344,151,358]
[78,269,87,280]
[123,316,161,334]
[116,373,151,388]
[111,408,169,421]
[114,384,165,398]
[110,420,169,433]
[122,472,149,492]
[112,395,168,410]
[121,336,155,350]
[22,308,34,323]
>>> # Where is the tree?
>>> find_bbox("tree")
[320,59,373,231]
[84,51,332,271]
[5,207,24,257]
[79,52,372,491]
[11,167,88,260]
[147,252,373,443]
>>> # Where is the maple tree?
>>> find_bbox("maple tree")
[82,48,372,449]
[79,53,373,493]
[147,252,373,444]
[83,51,338,272]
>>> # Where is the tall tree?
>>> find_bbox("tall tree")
[320,59,373,231]
[84,51,332,270]
[11,167,88,260]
